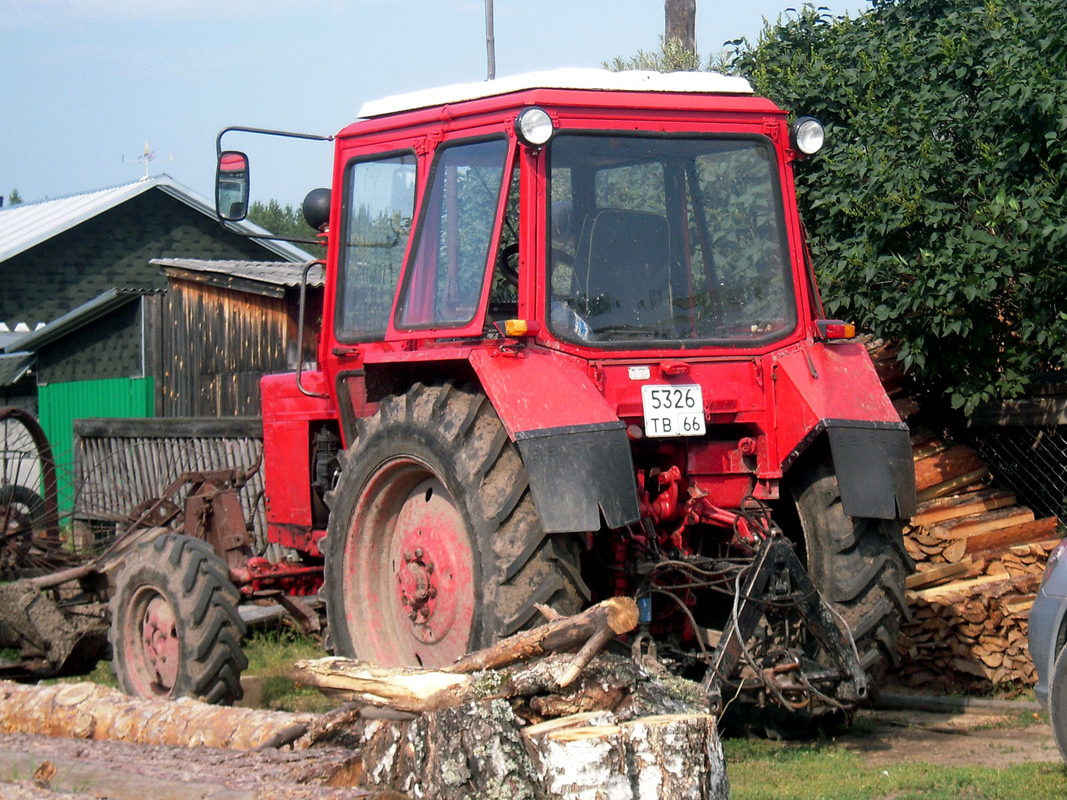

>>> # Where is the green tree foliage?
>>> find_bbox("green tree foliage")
[727,0,1067,414]
[248,199,325,257]
[605,35,710,72]
[7,189,22,206]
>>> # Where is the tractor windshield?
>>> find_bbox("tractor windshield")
[546,133,796,346]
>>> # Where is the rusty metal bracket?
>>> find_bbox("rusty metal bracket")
[701,534,868,714]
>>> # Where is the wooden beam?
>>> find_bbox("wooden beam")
[964,517,1061,555]
[929,507,1035,540]
[912,489,1016,527]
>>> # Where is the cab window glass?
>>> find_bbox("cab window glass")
[397,138,509,329]
[336,152,417,339]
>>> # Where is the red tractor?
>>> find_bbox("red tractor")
[208,69,916,723]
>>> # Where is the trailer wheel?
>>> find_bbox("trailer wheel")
[323,382,588,668]
[0,484,44,578]
[110,532,247,704]
[793,457,910,688]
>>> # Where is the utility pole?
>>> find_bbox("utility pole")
[485,0,496,80]
[665,0,696,54]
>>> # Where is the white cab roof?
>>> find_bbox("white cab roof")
[358,68,753,119]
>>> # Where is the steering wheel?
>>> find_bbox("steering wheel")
[496,242,520,287]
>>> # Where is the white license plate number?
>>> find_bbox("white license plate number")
[641,384,705,438]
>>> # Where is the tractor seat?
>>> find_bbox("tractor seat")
[577,209,673,338]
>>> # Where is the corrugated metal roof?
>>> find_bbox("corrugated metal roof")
[0,175,312,263]
[0,352,34,388]
[152,257,325,288]
[1,287,161,354]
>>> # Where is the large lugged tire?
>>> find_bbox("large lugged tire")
[793,458,911,684]
[109,533,247,704]
[323,382,588,668]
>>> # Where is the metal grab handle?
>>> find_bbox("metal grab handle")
[297,260,329,398]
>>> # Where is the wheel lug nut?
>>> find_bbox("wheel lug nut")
[428,586,437,598]
[414,548,424,560]
[403,551,413,562]
[408,611,418,621]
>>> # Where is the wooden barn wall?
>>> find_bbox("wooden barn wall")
[162,280,290,417]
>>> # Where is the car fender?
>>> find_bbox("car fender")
[469,346,640,533]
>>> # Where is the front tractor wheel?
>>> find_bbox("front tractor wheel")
[109,533,247,705]
[323,382,588,668]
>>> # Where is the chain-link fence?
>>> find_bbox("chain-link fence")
[965,396,1067,523]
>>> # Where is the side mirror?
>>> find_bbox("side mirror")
[216,151,250,221]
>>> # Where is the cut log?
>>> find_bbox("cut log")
[911,489,1016,527]
[525,713,729,800]
[913,446,986,492]
[293,659,474,713]
[964,518,1060,555]
[905,560,972,589]
[448,596,639,677]
[929,507,1036,540]
[907,572,1039,603]
[916,468,990,502]
[0,681,315,750]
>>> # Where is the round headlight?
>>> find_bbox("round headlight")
[792,117,825,156]
[515,107,554,148]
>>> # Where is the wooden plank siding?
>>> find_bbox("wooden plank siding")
[71,417,271,556]
[162,279,291,417]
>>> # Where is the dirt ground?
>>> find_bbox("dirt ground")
[838,706,1061,768]
[0,703,1060,797]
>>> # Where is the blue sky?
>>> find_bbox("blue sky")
[1,0,869,209]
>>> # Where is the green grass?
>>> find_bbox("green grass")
[240,628,335,714]
[724,736,1067,799]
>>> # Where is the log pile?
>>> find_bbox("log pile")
[866,338,1063,691]
[0,599,728,800]
[292,598,728,800]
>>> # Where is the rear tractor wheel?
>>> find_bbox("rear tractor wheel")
[323,382,588,668]
[109,532,247,704]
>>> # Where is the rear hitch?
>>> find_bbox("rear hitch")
[701,533,868,715]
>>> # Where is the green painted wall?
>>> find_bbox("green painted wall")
[38,377,155,511]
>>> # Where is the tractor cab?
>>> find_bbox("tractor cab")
[216,69,915,725]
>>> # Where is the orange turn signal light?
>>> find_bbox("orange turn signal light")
[815,319,856,340]
[504,319,539,337]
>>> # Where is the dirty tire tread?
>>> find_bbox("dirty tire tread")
[794,459,909,685]
[323,382,587,665]
[109,533,247,705]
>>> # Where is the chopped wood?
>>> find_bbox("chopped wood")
[905,560,972,589]
[929,507,1036,540]
[911,489,1016,526]
[914,445,986,492]
[916,468,990,502]
[448,596,639,677]
[964,518,1061,555]
[293,659,473,713]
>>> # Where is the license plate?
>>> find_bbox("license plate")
[641,384,706,438]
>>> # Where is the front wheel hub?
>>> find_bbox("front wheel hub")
[398,546,439,626]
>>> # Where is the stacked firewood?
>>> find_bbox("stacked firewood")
[866,337,1062,691]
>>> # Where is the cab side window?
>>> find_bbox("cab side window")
[396,137,509,329]
[336,152,417,340]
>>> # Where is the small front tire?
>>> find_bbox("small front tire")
[109,533,247,705]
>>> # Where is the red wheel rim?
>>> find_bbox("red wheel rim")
[122,585,180,697]
[343,458,476,667]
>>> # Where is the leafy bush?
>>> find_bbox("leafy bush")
[727,0,1067,413]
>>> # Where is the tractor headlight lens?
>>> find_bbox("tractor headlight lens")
[792,117,825,156]
[515,107,554,148]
